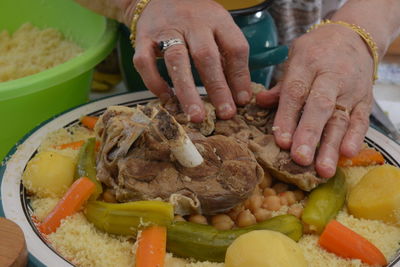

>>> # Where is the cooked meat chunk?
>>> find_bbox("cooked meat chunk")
[249,134,326,191]
[96,106,263,215]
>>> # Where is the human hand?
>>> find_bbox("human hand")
[256,24,375,178]
[132,0,252,122]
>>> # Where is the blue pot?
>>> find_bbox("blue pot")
[118,0,287,91]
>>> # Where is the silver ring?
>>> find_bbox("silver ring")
[158,38,185,53]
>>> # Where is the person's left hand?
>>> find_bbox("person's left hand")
[256,24,375,178]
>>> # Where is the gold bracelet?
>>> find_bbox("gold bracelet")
[129,0,152,47]
[307,19,379,83]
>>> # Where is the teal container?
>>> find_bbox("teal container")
[118,0,287,91]
[0,0,117,161]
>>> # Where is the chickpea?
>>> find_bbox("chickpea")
[281,191,297,206]
[188,214,208,224]
[211,214,234,230]
[263,187,276,197]
[253,208,272,222]
[273,183,289,194]
[293,190,305,201]
[248,195,263,213]
[259,171,273,189]
[102,190,117,203]
[174,215,186,222]
[254,186,263,196]
[236,209,256,227]
[288,204,304,218]
[228,204,245,221]
[244,198,252,209]
[279,195,288,206]
[262,195,281,211]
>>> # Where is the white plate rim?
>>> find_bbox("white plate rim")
[1,89,400,266]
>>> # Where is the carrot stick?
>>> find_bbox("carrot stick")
[319,220,387,266]
[55,140,100,151]
[55,140,85,150]
[80,116,98,130]
[338,147,385,167]
[135,226,167,267]
[38,177,95,235]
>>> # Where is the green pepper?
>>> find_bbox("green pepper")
[167,214,303,262]
[302,168,347,233]
[75,137,102,200]
[84,200,174,236]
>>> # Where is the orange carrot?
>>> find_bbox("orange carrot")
[338,147,385,167]
[135,226,167,267]
[319,220,387,266]
[80,116,98,130]
[38,177,95,235]
[55,140,100,151]
[55,140,85,150]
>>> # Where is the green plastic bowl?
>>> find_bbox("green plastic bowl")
[0,0,117,161]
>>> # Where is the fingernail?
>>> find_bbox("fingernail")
[348,142,358,154]
[188,104,201,117]
[320,158,336,174]
[237,91,250,104]
[295,145,312,161]
[280,132,292,144]
[217,103,234,118]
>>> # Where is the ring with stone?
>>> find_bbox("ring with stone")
[158,38,185,53]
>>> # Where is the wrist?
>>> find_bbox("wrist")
[120,0,138,27]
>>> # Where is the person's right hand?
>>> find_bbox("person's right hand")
[131,0,253,122]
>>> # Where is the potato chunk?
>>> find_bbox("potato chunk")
[225,230,307,267]
[22,151,76,198]
[347,165,400,225]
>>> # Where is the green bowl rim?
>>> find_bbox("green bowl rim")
[0,19,118,100]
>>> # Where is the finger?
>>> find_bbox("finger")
[340,97,372,157]
[290,74,340,166]
[315,108,350,178]
[273,60,314,150]
[161,34,205,122]
[256,82,281,108]
[215,24,252,106]
[187,28,236,120]
[133,37,174,102]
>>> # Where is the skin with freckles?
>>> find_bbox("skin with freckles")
[75,0,400,178]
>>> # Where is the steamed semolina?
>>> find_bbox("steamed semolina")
[0,23,82,82]
[30,127,399,267]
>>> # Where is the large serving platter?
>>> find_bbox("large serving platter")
[1,89,400,266]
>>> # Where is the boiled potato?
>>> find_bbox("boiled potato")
[347,164,400,225]
[225,230,307,267]
[22,151,76,198]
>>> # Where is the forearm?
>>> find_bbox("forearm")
[332,0,400,59]
[74,0,135,26]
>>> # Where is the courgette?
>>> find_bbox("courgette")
[167,214,303,262]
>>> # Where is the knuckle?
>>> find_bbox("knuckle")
[305,45,325,66]
[351,110,369,126]
[164,46,187,63]
[309,92,336,111]
[330,110,350,127]
[206,80,228,93]
[133,53,150,69]
[285,80,309,102]
[227,68,249,81]
[192,46,218,63]
[299,122,320,141]
[225,42,249,59]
